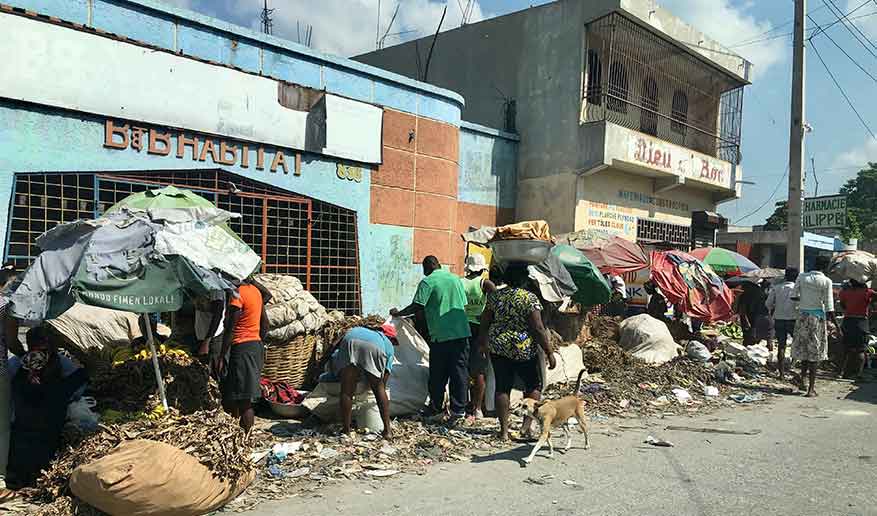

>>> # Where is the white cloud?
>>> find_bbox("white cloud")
[846,0,877,38]
[831,137,877,170]
[658,0,786,78]
[209,0,489,58]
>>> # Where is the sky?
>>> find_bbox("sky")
[157,0,877,227]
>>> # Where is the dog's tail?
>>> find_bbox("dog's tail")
[573,368,587,397]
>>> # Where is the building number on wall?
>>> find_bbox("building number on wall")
[336,164,363,183]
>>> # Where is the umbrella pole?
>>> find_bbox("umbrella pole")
[142,313,169,412]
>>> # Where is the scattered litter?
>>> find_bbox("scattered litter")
[703,386,720,397]
[562,480,579,487]
[288,467,310,478]
[800,413,830,419]
[365,469,399,478]
[363,490,374,495]
[272,442,303,461]
[267,465,286,479]
[524,475,554,486]
[618,399,630,409]
[379,445,398,456]
[729,392,765,404]
[650,396,670,407]
[664,425,761,436]
[644,435,674,447]
[319,448,340,460]
[582,383,604,394]
[672,388,692,404]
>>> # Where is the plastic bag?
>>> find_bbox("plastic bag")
[67,396,99,432]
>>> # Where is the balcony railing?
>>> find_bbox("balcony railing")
[583,13,745,164]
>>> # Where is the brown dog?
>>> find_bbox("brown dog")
[517,369,590,465]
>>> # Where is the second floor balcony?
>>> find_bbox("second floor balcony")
[581,12,746,165]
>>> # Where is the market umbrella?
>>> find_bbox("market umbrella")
[689,247,759,276]
[551,244,612,307]
[650,250,734,322]
[724,267,784,286]
[560,229,650,275]
[10,186,262,409]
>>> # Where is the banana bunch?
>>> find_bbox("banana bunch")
[113,344,189,365]
[143,404,166,421]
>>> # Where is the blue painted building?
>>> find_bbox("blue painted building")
[0,0,518,315]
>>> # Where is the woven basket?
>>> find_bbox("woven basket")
[263,334,318,389]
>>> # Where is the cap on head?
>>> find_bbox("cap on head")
[464,254,488,274]
[380,322,398,340]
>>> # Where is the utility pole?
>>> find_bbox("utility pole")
[260,0,274,35]
[787,0,806,271]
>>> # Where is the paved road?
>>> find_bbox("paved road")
[246,374,877,516]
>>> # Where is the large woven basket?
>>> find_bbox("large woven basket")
[263,334,318,389]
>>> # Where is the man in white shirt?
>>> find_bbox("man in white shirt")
[791,256,838,397]
[766,268,799,379]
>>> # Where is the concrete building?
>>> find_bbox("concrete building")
[0,0,518,315]
[717,226,845,271]
[358,0,751,248]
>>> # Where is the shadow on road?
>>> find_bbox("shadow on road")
[844,375,877,405]
[470,445,532,466]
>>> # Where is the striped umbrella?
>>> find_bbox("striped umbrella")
[689,247,759,276]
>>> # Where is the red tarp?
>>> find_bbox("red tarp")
[650,250,734,323]
[562,231,650,275]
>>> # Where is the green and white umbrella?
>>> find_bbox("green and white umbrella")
[10,186,261,409]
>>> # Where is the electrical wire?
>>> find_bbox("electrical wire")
[822,0,877,58]
[731,8,877,49]
[810,38,877,140]
[810,0,873,39]
[731,4,827,46]
[808,14,877,85]
[734,165,789,224]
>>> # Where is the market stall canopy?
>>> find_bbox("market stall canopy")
[689,247,759,276]
[10,186,261,323]
[650,250,733,322]
[558,229,649,275]
[550,245,611,307]
[724,267,784,286]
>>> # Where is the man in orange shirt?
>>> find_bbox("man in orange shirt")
[215,278,269,432]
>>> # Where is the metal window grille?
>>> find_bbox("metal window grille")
[636,219,691,249]
[5,170,362,314]
[583,13,745,164]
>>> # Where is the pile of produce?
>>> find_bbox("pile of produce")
[717,323,743,340]
[27,409,252,503]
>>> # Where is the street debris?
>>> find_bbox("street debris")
[729,392,765,404]
[664,425,761,436]
[644,435,674,447]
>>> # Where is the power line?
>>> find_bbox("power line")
[822,0,877,58]
[731,9,877,48]
[810,37,877,140]
[808,14,877,85]
[734,165,789,223]
[731,4,827,46]
[810,0,873,38]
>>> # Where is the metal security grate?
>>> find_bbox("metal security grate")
[5,170,362,314]
[636,219,691,249]
[583,13,745,164]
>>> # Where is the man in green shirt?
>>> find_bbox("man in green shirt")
[391,256,471,421]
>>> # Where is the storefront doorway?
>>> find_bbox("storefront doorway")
[5,169,362,313]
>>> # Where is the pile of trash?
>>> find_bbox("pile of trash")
[553,338,723,416]
[583,315,622,342]
[258,274,345,344]
[87,345,219,416]
[237,419,502,508]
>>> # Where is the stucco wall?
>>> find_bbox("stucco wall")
[0,1,511,316]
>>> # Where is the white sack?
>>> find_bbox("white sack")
[302,318,429,419]
[618,314,680,365]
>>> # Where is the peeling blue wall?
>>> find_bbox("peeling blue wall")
[3,0,464,124]
[458,122,518,209]
[0,0,520,315]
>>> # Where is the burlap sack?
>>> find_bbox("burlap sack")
[70,440,253,516]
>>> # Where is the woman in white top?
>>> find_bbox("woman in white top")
[791,256,839,397]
